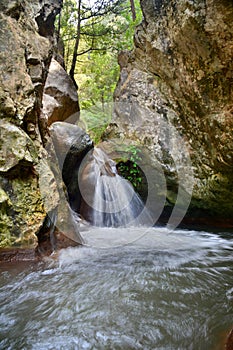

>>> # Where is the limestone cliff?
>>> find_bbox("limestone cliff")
[0,0,83,255]
[106,0,233,223]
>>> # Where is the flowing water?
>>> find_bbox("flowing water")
[0,226,233,350]
[78,147,154,227]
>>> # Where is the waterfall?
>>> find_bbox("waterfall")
[78,147,153,227]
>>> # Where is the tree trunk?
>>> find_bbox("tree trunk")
[130,0,136,21]
[69,0,81,89]
[57,9,61,43]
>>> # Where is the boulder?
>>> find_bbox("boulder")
[42,58,80,125]
[49,122,94,212]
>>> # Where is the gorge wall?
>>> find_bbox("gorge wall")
[106,0,233,223]
[0,0,85,257]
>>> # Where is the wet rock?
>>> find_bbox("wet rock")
[226,328,233,350]
[0,247,38,262]
[49,122,94,212]
[42,58,80,125]
[36,142,85,250]
[49,122,93,169]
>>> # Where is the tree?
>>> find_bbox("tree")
[59,0,126,86]
[57,0,142,142]
[58,0,140,85]
[69,0,82,88]
[130,0,136,21]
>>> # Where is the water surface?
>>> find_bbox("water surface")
[0,227,232,349]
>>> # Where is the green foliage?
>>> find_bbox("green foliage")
[78,51,119,109]
[80,103,113,144]
[117,145,143,189]
[76,0,142,108]
[58,0,142,73]
[57,0,142,142]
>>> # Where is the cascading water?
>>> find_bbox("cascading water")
[78,147,154,228]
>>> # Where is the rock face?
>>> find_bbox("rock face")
[0,0,83,254]
[226,327,233,350]
[0,0,56,249]
[42,58,80,125]
[107,0,233,222]
[49,122,94,213]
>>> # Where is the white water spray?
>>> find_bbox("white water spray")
[78,147,153,227]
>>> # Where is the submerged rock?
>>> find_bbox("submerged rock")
[106,0,233,223]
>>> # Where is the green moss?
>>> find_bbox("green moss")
[0,187,15,247]
[192,173,233,217]
[0,167,46,248]
[0,213,14,248]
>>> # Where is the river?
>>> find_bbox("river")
[0,226,232,349]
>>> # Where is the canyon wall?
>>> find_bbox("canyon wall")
[0,0,84,256]
[107,0,233,223]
